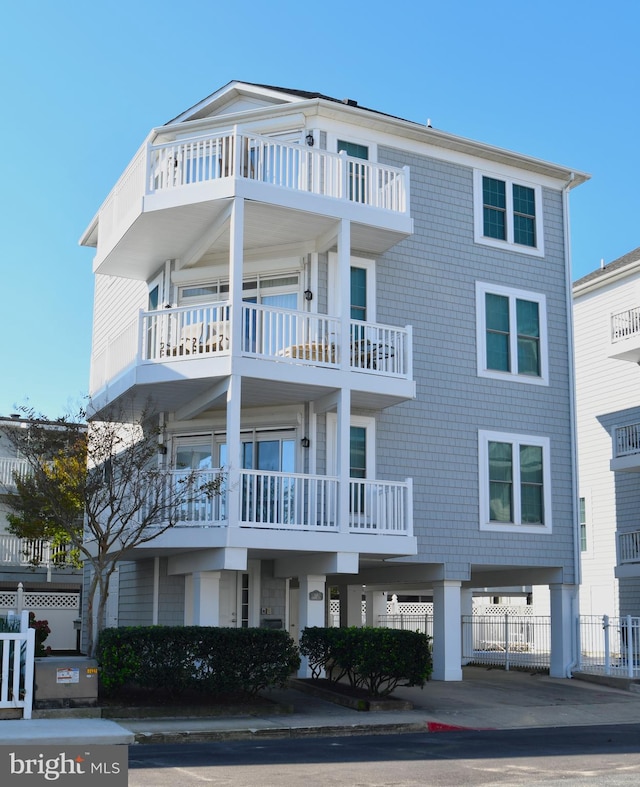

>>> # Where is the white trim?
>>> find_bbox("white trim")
[476,281,549,386]
[328,253,376,322]
[326,413,376,479]
[479,430,552,534]
[473,169,545,257]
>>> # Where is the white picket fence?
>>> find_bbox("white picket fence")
[578,615,640,679]
[0,610,35,719]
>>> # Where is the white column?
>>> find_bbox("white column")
[227,196,244,529]
[226,374,242,527]
[297,574,327,677]
[337,388,351,534]
[432,580,463,681]
[365,590,387,627]
[338,584,363,627]
[191,571,222,626]
[549,583,578,678]
[460,587,473,665]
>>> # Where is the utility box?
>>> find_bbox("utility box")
[34,657,99,709]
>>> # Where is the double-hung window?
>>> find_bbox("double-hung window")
[476,282,548,385]
[479,430,551,533]
[474,170,544,256]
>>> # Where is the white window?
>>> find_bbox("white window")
[476,282,548,385]
[474,170,544,257]
[479,430,552,534]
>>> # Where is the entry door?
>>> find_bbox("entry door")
[338,140,368,202]
[219,572,250,627]
[174,438,213,522]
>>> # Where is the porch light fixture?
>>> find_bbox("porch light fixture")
[301,436,310,448]
[304,289,313,301]
[305,132,314,147]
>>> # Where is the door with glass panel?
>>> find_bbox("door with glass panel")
[338,140,368,203]
[242,274,299,355]
[173,437,215,524]
[220,432,296,525]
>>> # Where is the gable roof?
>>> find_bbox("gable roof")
[574,246,640,290]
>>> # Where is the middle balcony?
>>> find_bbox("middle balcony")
[89,301,415,416]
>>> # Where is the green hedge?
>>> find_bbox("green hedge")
[299,627,432,696]
[97,626,300,697]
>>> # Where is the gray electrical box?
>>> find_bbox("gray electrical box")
[34,657,99,709]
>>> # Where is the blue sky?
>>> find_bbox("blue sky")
[1,1,637,418]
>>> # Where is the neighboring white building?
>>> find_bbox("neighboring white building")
[574,247,640,618]
[80,81,588,679]
[0,415,82,650]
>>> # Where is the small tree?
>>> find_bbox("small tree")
[1,404,223,657]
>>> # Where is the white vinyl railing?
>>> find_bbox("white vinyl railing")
[614,423,640,458]
[0,458,29,490]
[141,302,231,361]
[147,131,408,213]
[91,302,413,394]
[612,306,640,342]
[348,478,413,534]
[579,615,640,678]
[618,530,640,564]
[0,610,35,719]
[240,470,338,530]
[0,535,73,567]
[164,468,411,534]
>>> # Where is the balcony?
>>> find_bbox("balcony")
[140,468,414,558]
[0,457,29,492]
[85,130,413,279]
[608,306,640,362]
[616,530,640,578]
[90,302,415,415]
[610,423,640,472]
[0,534,72,568]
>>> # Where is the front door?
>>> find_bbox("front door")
[219,571,250,627]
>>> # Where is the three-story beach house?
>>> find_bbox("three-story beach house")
[80,81,588,679]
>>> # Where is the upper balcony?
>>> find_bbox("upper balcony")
[84,131,413,280]
[616,530,640,578]
[608,306,640,362]
[610,423,640,472]
[90,301,415,416]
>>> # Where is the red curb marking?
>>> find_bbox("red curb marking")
[426,721,487,732]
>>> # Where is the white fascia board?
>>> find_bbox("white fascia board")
[573,259,640,298]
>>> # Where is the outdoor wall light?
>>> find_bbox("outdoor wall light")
[304,289,313,301]
[301,437,310,448]
[305,132,314,146]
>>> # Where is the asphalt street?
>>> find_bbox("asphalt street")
[128,724,640,787]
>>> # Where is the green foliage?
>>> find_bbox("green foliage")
[299,626,432,696]
[97,626,301,698]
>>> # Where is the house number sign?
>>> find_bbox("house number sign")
[308,590,324,601]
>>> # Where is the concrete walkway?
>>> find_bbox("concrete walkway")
[1,668,639,746]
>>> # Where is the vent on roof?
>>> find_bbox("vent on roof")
[342,98,358,107]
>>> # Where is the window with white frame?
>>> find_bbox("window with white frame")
[476,282,548,385]
[479,430,551,533]
[474,170,544,256]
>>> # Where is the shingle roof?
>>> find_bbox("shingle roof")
[574,246,640,288]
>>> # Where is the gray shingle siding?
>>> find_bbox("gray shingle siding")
[376,146,575,579]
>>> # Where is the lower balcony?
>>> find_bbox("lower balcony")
[610,423,640,472]
[0,534,72,568]
[137,469,415,559]
[170,469,412,534]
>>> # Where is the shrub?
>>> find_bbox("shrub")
[299,626,432,696]
[29,612,51,656]
[97,626,300,698]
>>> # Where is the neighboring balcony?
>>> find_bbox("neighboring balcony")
[141,468,414,558]
[0,534,72,568]
[610,423,640,472]
[616,530,640,578]
[0,457,29,492]
[86,130,412,279]
[90,301,415,414]
[608,306,640,361]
